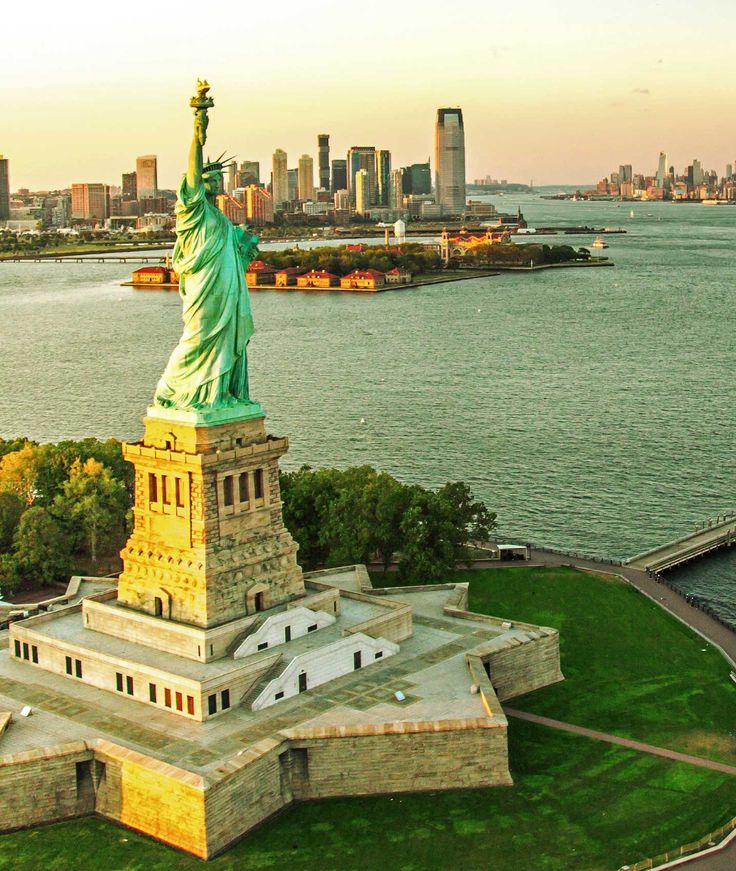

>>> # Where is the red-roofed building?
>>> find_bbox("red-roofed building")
[246,260,278,287]
[275,266,308,287]
[345,244,365,252]
[296,270,340,288]
[385,266,412,285]
[131,265,179,285]
[339,268,386,290]
[440,227,511,263]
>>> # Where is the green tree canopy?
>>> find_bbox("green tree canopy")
[55,458,129,564]
[0,492,25,551]
[13,506,72,587]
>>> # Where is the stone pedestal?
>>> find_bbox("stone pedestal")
[117,408,304,629]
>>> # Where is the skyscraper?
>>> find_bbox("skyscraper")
[0,155,9,221]
[355,169,370,215]
[692,158,703,186]
[318,134,330,191]
[272,149,288,207]
[298,155,315,201]
[136,155,158,198]
[347,147,376,205]
[434,108,466,215]
[408,162,431,195]
[389,168,404,208]
[376,149,392,206]
[331,159,347,192]
[618,164,633,184]
[122,171,137,201]
[239,161,260,186]
[71,183,110,221]
[287,168,298,202]
[655,151,669,188]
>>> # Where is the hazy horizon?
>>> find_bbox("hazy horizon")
[4,0,736,191]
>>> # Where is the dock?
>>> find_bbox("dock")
[625,513,736,573]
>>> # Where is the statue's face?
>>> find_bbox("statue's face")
[204,173,221,196]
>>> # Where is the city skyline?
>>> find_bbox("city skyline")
[4,0,736,189]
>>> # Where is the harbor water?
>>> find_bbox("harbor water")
[0,194,734,627]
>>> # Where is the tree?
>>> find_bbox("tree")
[280,466,341,570]
[0,443,49,505]
[0,492,25,551]
[397,487,457,583]
[55,458,129,564]
[437,481,497,557]
[13,506,72,586]
[0,553,21,597]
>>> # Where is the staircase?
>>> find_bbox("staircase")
[240,657,285,709]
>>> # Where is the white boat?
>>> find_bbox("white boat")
[591,237,608,249]
[629,210,634,218]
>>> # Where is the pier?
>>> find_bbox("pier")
[625,513,736,573]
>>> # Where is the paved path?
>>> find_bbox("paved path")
[503,707,736,777]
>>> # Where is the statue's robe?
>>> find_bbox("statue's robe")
[154,176,255,409]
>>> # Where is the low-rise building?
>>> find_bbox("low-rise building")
[440,227,511,263]
[296,269,340,288]
[275,266,307,287]
[385,266,412,285]
[339,268,386,290]
[246,260,278,287]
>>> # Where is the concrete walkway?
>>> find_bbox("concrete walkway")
[503,707,736,777]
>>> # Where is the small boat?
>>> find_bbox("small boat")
[591,237,608,249]
[629,210,634,218]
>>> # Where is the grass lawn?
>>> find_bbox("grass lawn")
[373,566,736,763]
[1,566,735,869]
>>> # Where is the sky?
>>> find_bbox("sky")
[3,0,736,190]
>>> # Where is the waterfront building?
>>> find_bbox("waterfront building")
[245,260,278,286]
[655,151,669,189]
[347,147,376,205]
[435,108,466,215]
[215,193,245,224]
[130,265,178,285]
[339,268,386,290]
[385,266,412,284]
[0,155,9,221]
[122,171,137,202]
[318,134,330,191]
[376,149,392,206]
[298,154,315,202]
[296,268,340,287]
[71,183,110,221]
[244,185,274,225]
[440,227,510,263]
[136,155,158,198]
[271,149,288,208]
[331,158,347,192]
[355,169,370,215]
[275,266,307,287]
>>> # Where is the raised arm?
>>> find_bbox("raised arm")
[187,109,208,190]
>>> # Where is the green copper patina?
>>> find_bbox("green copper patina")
[152,80,262,423]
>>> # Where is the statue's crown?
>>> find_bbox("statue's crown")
[203,151,237,175]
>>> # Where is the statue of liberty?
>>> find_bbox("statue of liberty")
[154,81,260,413]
